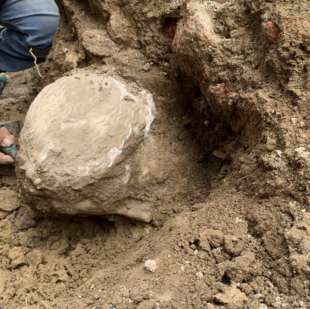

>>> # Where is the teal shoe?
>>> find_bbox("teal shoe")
[0,75,8,95]
[1,144,17,158]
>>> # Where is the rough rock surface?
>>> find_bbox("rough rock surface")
[18,72,157,222]
[172,0,310,204]
[214,285,248,308]
[0,188,18,212]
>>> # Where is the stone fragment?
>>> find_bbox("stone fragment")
[196,271,204,279]
[18,72,156,222]
[172,0,221,84]
[224,235,245,256]
[200,228,224,249]
[14,206,36,231]
[301,238,310,253]
[107,8,139,48]
[219,252,262,283]
[81,29,119,57]
[214,285,247,308]
[144,259,158,273]
[26,250,43,267]
[285,212,310,275]
[8,247,27,269]
[0,188,19,212]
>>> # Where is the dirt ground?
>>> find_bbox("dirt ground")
[0,0,309,308]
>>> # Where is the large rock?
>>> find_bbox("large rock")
[18,72,156,222]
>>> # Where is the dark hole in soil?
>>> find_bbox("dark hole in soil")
[221,272,232,285]
[161,17,180,39]
[246,216,263,239]
[193,238,200,247]
[176,78,241,162]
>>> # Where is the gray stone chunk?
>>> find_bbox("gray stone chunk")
[18,72,156,222]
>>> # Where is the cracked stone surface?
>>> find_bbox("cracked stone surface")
[18,72,156,222]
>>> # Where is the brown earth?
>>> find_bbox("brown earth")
[0,0,309,308]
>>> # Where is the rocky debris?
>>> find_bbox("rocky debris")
[285,212,310,295]
[200,228,224,250]
[213,285,248,309]
[107,7,140,48]
[224,235,245,257]
[81,29,119,57]
[144,259,158,273]
[13,206,36,231]
[0,188,19,213]
[8,247,27,269]
[25,250,43,268]
[196,271,204,279]
[171,0,267,166]
[218,252,262,283]
[172,0,309,204]
[286,212,310,255]
[18,72,160,222]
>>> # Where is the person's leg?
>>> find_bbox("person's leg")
[0,0,60,72]
[0,1,59,164]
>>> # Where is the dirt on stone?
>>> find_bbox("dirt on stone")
[0,0,309,308]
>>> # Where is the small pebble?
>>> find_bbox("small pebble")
[144,259,157,273]
[196,271,204,279]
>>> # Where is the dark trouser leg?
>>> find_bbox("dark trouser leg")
[0,0,60,72]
